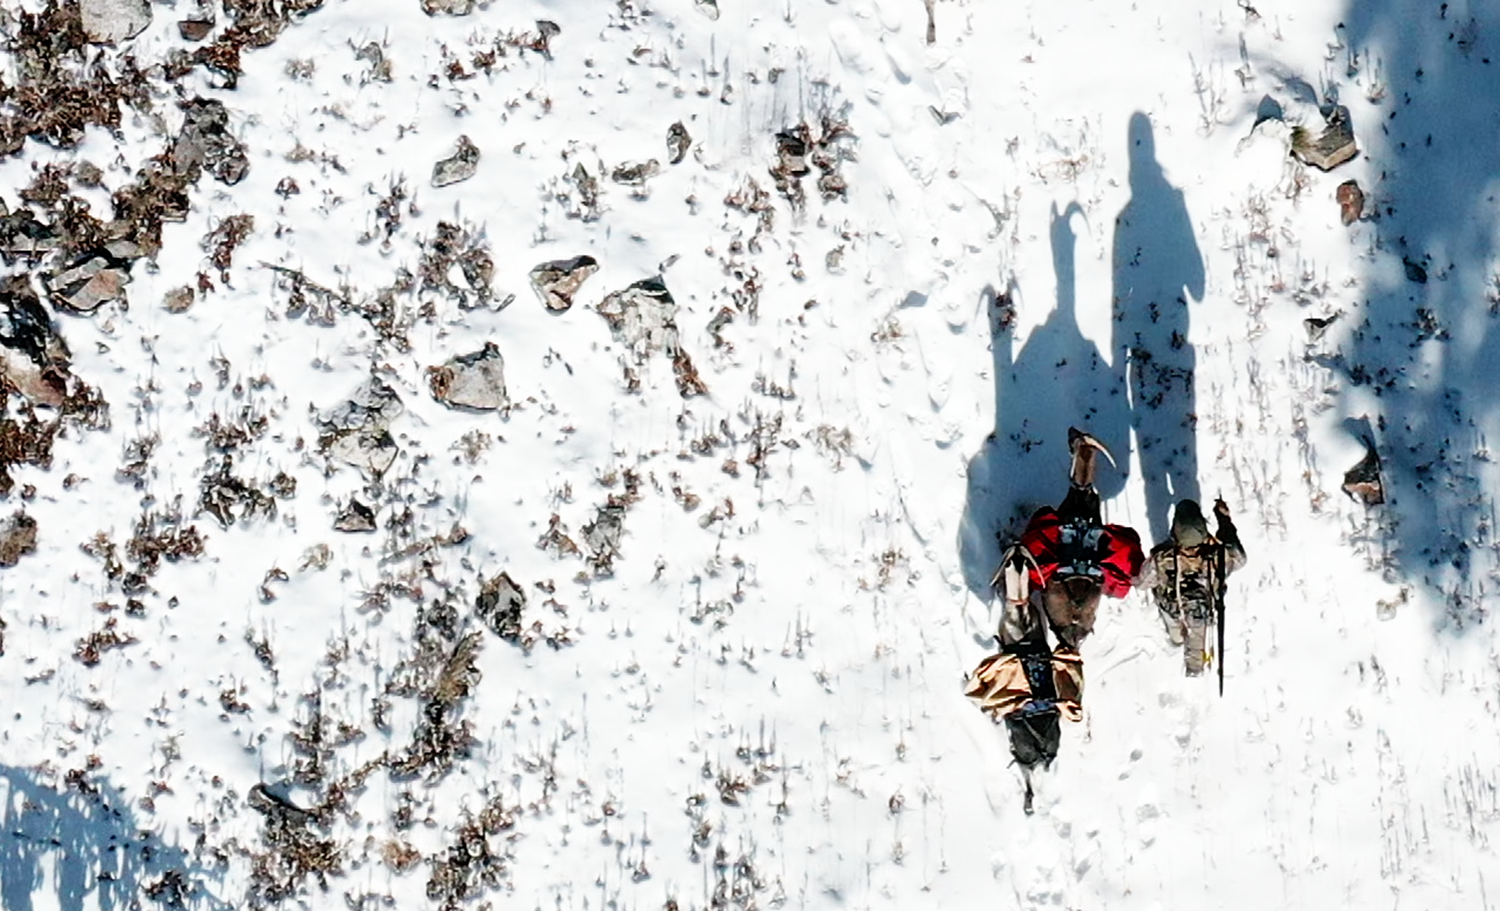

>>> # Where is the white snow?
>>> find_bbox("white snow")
[3,0,1500,908]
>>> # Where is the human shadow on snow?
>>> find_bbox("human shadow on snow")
[0,766,226,911]
[1112,112,1206,544]
[959,203,1131,601]
[1330,5,1500,627]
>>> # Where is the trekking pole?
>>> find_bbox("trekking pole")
[1214,523,1228,697]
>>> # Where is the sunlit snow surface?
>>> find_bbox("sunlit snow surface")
[3,0,1499,908]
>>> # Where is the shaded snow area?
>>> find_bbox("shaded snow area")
[3,0,1500,908]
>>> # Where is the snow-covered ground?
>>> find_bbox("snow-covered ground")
[3,0,1499,908]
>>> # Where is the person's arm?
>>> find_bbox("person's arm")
[1213,499,1247,574]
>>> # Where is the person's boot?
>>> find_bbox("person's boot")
[993,544,1042,646]
[993,544,1036,605]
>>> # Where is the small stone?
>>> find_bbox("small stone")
[583,504,626,562]
[432,135,480,188]
[422,0,478,15]
[173,98,250,185]
[1,275,61,364]
[774,130,812,177]
[475,572,526,641]
[667,122,692,165]
[0,207,58,258]
[1291,106,1357,171]
[179,18,214,41]
[1303,310,1342,342]
[0,276,68,406]
[535,19,561,54]
[46,257,129,314]
[163,285,196,313]
[318,378,405,477]
[1375,589,1407,621]
[81,0,152,44]
[1342,444,1384,507]
[0,512,38,567]
[75,162,104,187]
[611,159,660,187]
[529,255,599,313]
[694,0,720,20]
[1403,257,1428,284]
[428,342,509,412]
[1336,180,1363,226]
[333,499,377,533]
[105,238,145,260]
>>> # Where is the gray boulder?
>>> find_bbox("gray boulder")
[529,255,598,312]
[81,0,152,44]
[428,342,509,412]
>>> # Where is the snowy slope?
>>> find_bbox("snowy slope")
[2,0,1498,908]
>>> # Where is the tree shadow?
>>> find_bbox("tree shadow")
[1330,5,1500,628]
[0,766,227,911]
[1112,112,1206,543]
[959,203,1131,600]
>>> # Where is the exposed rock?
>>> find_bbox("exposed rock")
[596,276,708,397]
[611,159,660,187]
[432,135,480,188]
[75,163,103,188]
[333,499,377,533]
[197,456,277,528]
[1291,106,1357,171]
[178,18,214,41]
[427,342,509,412]
[0,275,70,406]
[475,572,525,641]
[666,121,692,165]
[1342,444,1384,507]
[0,206,60,260]
[422,0,478,15]
[596,276,681,358]
[1403,257,1428,284]
[563,163,602,221]
[583,504,626,572]
[770,118,853,207]
[0,512,38,567]
[247,783,317,827]
[171,98,249,186]
[529,255,598,313]
[1336,180,1363,225]
[1303,310,1342,343]
[80,0,152,44]
[45,256,130,314]
[774,129,811,178]
[318,378,404,476]
[535,20,561,56]
[163,285,195,313]
[694,0,720,21]
[1,275,64,366]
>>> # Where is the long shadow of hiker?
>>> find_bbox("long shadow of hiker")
[959,202,1131,601]
[0,766,227,911]
[1329,6,1500,626]
[1112,112,1206,544]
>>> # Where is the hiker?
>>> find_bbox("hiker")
[1140,498,1247,676]
[964,552,1083,812]
[1014,428,1144,649]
